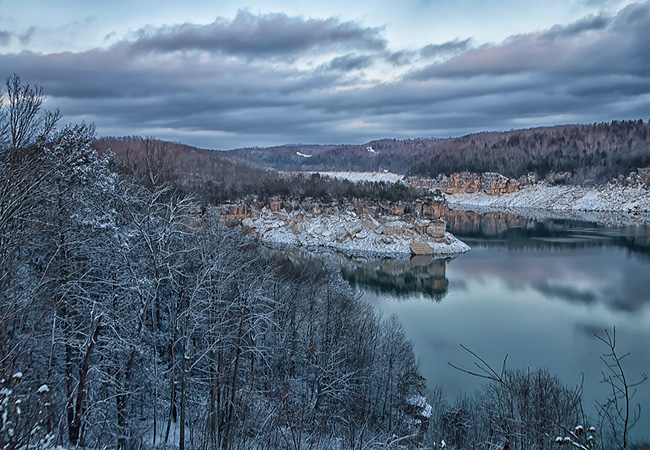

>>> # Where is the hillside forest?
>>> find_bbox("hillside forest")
[216,121,650,185]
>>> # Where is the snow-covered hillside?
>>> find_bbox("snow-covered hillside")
[446,183,650,225]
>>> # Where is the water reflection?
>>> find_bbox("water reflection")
[279,210,650,442]
[360,210,650,443]
[280,248,451,301]
[341,256,449,301]
[450,247,650,314]
[445,209,650,259]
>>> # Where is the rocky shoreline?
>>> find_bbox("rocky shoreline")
[243,209,470,257]
[445,183,650,226]
[407,169,650,225]
[217,170,650,255]
[219,197,470,257]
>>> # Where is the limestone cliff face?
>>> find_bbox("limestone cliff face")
[436,172,528,195]
[410,168,650,195]
[217,196,469,256]
[219,196,448,226]
[408,172,538,195]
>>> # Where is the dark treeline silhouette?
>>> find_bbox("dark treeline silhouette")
[218,120,650,185]
[408,120,650,184]
[93,136,423,204]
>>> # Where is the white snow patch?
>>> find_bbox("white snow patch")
[406,395,432,419]
[296,151,312,158]
[446,183,650,226]
[303,171,405,183]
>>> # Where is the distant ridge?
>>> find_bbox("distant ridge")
[96,120,650,188]
[218,120,650,185]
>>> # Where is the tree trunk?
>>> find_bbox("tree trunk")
[69,315,103,446]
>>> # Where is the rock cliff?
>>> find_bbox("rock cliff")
[426,172,534,195]
[218,196,469,257]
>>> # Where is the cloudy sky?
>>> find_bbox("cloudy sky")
[1,0,649,149]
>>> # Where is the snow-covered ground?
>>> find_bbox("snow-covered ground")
[446,183,650,225]
[305,171,405,183]
[245,209,470,257]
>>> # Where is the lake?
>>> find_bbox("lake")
[307,210,650,442]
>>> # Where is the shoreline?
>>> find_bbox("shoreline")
[243,210,471,258]
[259,233,470,259]
[445,183,650,226]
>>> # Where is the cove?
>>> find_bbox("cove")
[331,211,650,442]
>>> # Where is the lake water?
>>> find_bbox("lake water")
[304,210,650,442]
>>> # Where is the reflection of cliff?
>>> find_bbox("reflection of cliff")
[445,210,538,237]
[280,248,450,301]
[445,209,650,257]
[340,255,449,301]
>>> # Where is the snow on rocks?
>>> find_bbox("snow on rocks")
[246,208,470,257]
[446,183,650,225]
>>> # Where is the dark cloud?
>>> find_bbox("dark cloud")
[542,14,610,40]
[411,2,650,80]
[387,50,416,66]
[420,38,471,58]
[0,27,36,46]
[327,53,373,72]
[1,5,650,149]
[18,26,35,44]
[0,30,10,45]
[126,10,386,56]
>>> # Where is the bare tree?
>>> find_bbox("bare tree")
[450,345,583,450]
[595,327,647,450]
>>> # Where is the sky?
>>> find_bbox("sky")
[1,0,649,149]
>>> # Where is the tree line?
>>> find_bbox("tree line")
[408,121,650,184]
[96,119,650,206]
[219,121,650,185]
[93,136,424,205]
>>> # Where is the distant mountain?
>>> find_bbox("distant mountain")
[95,120,650,192]
[219,120,650,185]
[91,136,426,205]
[216,144,339,171]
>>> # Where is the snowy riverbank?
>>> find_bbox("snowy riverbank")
[446,183,650,226]
[244,209,470,257]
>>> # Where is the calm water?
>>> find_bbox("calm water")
[332,212,650,441]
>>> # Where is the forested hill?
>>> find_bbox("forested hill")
[92,136,280,202]
[220,120,650,185]
[94,120,650,192]
[91,137,422,204]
